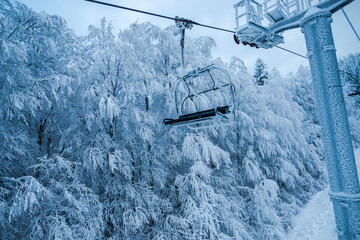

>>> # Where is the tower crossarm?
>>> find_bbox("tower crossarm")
[234,0,355,48]
[269,0,355,33]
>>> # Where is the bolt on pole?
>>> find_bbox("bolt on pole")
[300,9,360,239]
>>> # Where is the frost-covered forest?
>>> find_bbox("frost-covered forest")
[1,1,360,239]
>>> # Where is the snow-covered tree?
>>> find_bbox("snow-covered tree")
[339,54,360,148]
[1,155,103,240]
[253,58,268,85]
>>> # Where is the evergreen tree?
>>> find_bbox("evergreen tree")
[253,58,268,85]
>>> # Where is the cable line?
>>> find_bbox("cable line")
[84,0,308,60]
[275,46,308,59]
[84,0,175,21]
[85,0,236,34]
[195,23,236,34]
[341,9,360,43]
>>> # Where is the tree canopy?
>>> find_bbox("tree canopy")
[4,1,358,239]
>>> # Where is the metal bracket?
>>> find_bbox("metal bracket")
[324,44,336,51]
[174,16,197,68]
[175,16,196,30]
[329,191,360,203]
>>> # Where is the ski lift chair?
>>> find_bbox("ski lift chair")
[163,65,235,129]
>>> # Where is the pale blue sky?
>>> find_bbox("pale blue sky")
[17,0,360,75]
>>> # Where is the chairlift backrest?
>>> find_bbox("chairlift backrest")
[175,65,235,115]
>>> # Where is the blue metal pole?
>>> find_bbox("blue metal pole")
[300,9,360,239]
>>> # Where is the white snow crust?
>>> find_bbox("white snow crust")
[287,148,360,240]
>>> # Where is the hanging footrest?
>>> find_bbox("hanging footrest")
[163,105,230,126]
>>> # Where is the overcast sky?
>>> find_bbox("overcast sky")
[16,0,360,75]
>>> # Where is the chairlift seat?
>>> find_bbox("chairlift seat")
[164,105,230,126]
[163,64,235,129]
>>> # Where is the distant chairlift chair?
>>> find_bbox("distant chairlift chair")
[163,64,235,129]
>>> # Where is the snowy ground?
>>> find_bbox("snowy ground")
[286,186,336,240]
[287,148,360,240]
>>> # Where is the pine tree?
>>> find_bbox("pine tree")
[253,58,268,85]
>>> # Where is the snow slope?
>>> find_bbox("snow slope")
[287,187,336,240]
[287,148,360,240]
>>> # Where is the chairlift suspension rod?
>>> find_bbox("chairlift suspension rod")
[180,29,185,68]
